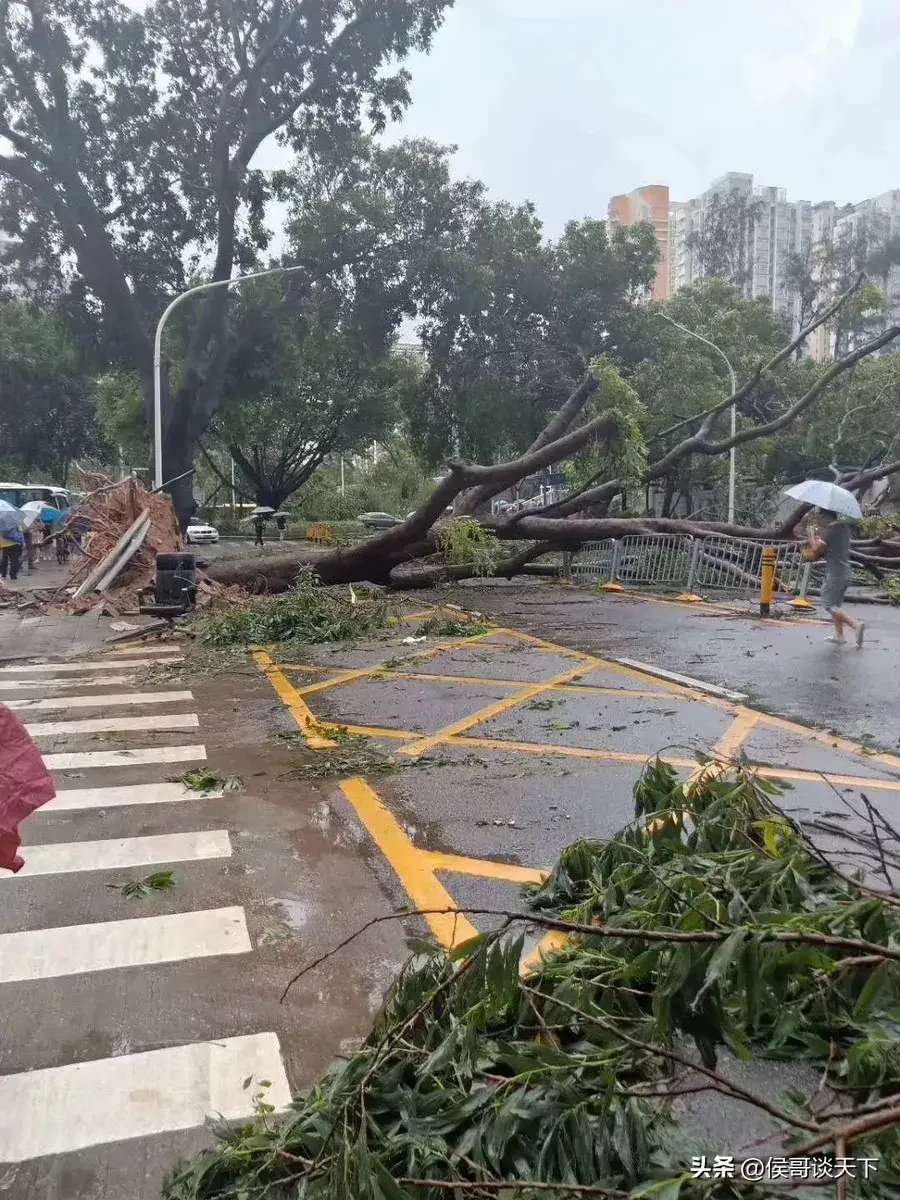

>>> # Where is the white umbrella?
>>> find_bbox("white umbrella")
[784,480,862,520]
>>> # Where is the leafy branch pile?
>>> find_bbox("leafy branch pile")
[164,762,900,1199]
[435,518,503,578]
[195,571,398,647]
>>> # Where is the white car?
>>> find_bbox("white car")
[185,523,219,545]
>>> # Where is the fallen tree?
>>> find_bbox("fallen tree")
[207,277,900,591]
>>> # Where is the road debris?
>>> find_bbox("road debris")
[162,759,900,1199]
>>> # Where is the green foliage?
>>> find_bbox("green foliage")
[565,355,646,491]
[764,356,900,485]
[885,578,900,605]
[435,517,501,577]
[206,236,428,508]
[107,871,176,901]
[280,728,398,780]
[0,298,97,479]
[92,371,148,473]
[416,614,494,637]
[195,571,397,647]
[163,760,900,1198]
[406,213,659,465]
[0,0,455,514]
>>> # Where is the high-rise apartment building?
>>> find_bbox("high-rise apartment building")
[666,172,812,322]
[611,176,900,359]
[607,184,671,300]
[808,189,900,360]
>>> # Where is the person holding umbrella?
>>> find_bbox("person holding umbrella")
[786,481,866,648]
[0,501,25,581]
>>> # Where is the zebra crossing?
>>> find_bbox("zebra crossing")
[0,645,292,1184]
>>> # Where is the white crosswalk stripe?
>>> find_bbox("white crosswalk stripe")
[25,711,200,737]
[0,830,232,878]
[0,673,136,692]
[0,1033,292,1162]
[43,743,208,769]
[0,657,183,673]
[0,906,251,983]
[0,652,291,1179]
[107,643,185,656]
[6,689,194,711]
[45,781,224,812]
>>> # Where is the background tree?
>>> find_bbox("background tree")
[406,214,659,465]
[0,297,97,481]
[205,284,422,509]
[631,280,793,519]
[0,0,454,523]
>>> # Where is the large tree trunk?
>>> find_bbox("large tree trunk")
[204,298,900,594]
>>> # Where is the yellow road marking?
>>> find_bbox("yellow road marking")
[753,767,900,793]
[397,663,597,758]
[375,670,676,699]
[425,851,546,885]
[274,660,677,700]
[253,650,337,750]
[755,712,900,775]
[498,627,594,659]
[339,777,479,949]
[290,630,505,698]
[318,722,418,741]
[521,930,571,975]
[447,734,697,766]
[603,590,824,626]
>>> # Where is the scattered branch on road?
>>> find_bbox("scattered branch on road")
[163,759,900,1200]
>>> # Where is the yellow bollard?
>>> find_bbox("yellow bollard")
[760,546,776,616]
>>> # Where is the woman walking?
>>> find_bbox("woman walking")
[806,510,865,647]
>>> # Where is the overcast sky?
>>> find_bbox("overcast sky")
[379,0,899,237]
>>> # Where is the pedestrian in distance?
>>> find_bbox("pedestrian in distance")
[804,508,865,647]
[0,526,24,581]
[253,515,265,548]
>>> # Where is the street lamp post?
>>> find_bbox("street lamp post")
[153,264,307,490]
[656,313,739,524]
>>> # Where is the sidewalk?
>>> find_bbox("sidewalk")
[0,561,112,662]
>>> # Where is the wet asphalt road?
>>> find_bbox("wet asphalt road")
[438,580,900,750]
[7,592,898,1189]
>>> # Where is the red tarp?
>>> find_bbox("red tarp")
[0,703,56,872]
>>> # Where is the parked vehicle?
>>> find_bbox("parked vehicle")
[0,482,70,510]
[358,511,402,530]
[184,522,219,544]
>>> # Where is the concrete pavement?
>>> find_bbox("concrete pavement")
[255,611,900,967]
[439,581,900,748]
[5,590,900,1192]
[0,643,406,1198]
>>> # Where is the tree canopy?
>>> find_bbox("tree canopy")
[0,0,455,520]
[404,213,659,466]
[0,297,97,481]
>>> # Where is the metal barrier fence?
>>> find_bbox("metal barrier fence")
[692,537,805,599]
[569,534,812,602]
[569,539,616,585]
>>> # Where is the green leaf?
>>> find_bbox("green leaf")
[853,961,894,1019]
[629,1177,685,1199]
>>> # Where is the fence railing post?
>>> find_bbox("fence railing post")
[677,537,702,602]
[601,541,624,591]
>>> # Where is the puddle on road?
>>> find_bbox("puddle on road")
[269,893,314,929]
